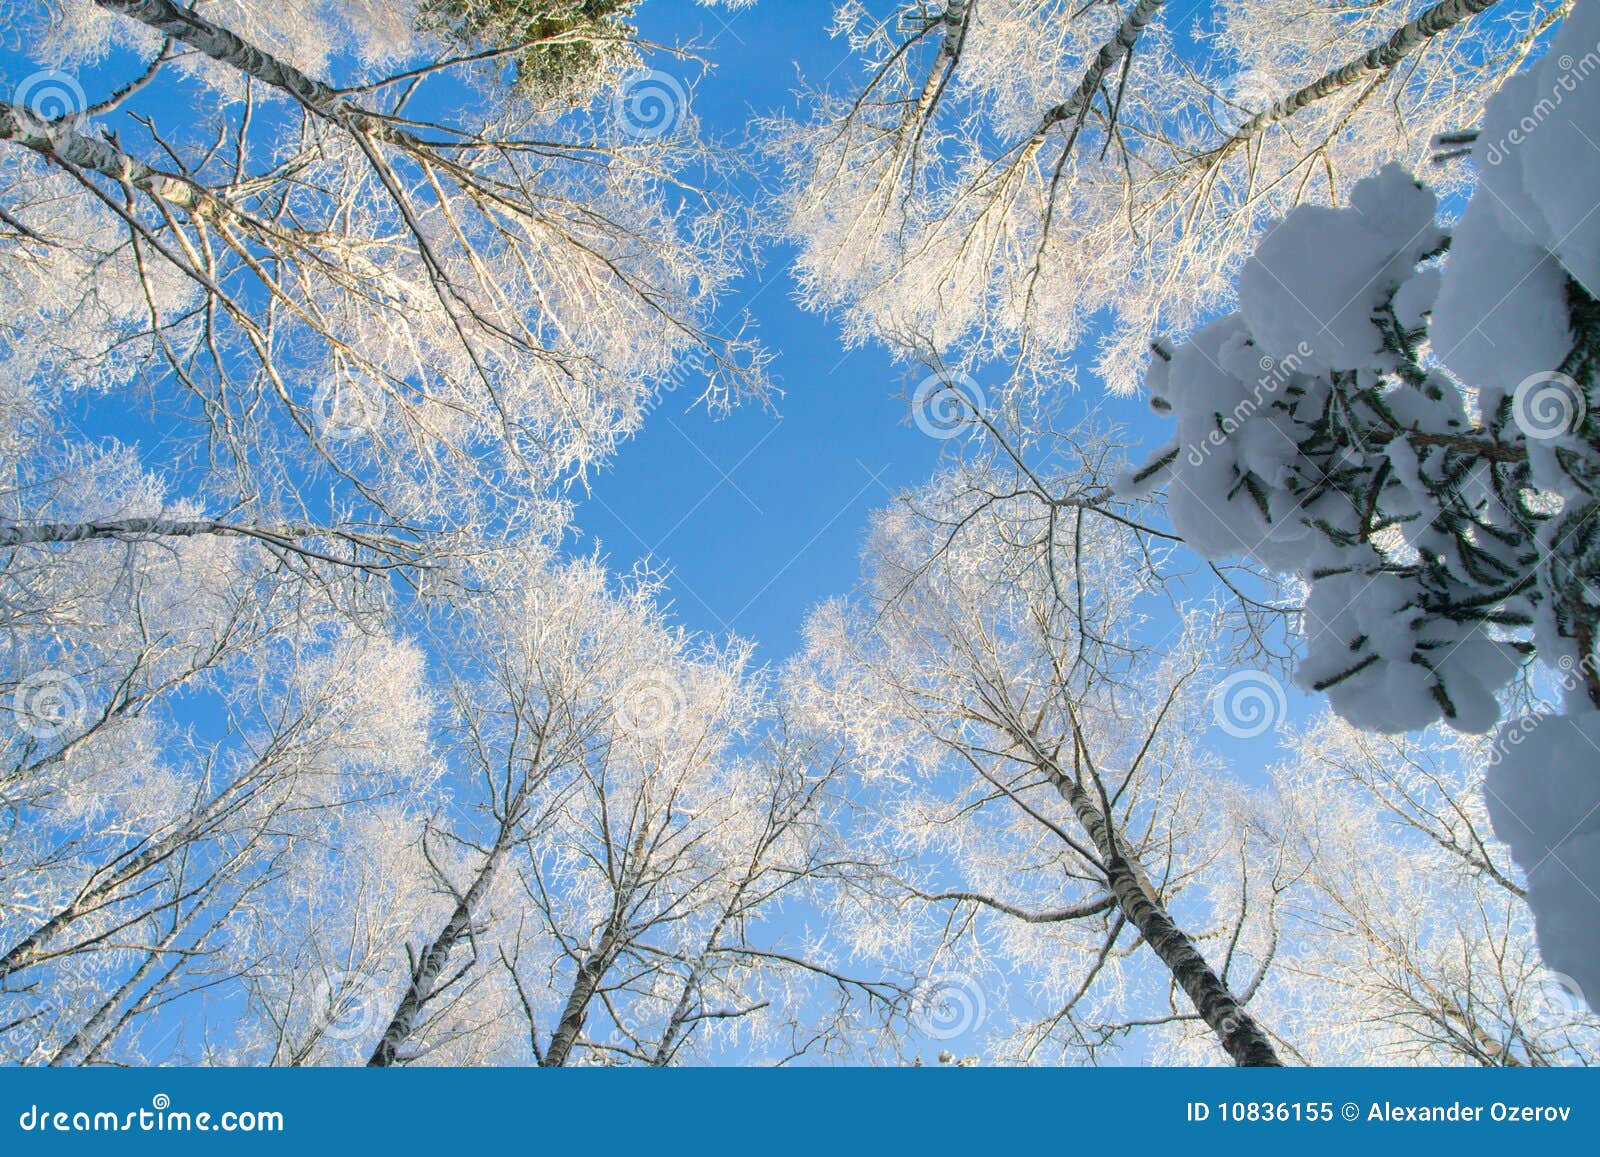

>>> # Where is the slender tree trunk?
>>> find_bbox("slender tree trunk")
[649,910,734,1066]
[91,0,423,148]
[539,925,622,1067]
[940,0,973,60]
[1050,770,1282,1066]
[3,518,297,549]
[0,778,268,982]
[1224,0,1504,145]
[367,828,516,1067]
[1037,0,1167,137]
[0,103,321,262]
[0,905,84,984]
[48,904,196,1065]
[0,101,207,210]
[0,519,418,576]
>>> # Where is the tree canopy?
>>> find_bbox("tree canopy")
[1,0,1596,1068]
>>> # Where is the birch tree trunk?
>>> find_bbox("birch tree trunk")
[1223,0,1505,145]
[648,909,736,1066]
[1037,0,1167,137]
[365,840,509,1067]
[0,518,423,574]
[1044,755,1281,1066]
[977,689,1282,1066]
[366,750,549,1069]
[90,0,414,145]
[0,100,209,210]
[539,924,623,1067]
[0,780,274,982]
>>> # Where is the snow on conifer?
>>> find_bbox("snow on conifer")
[1130,0,1600,1009]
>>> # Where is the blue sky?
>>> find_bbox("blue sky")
[1,0,1580,1071]
[572,1,1291,788]
[0,0,1279,765]
[577,2,1164,658]
[0,0,1173,663]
